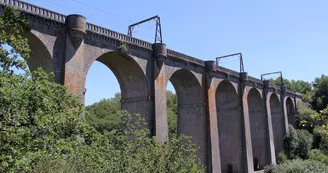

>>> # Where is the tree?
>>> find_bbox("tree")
[167,91,178,135]
[86,91,179,135]
[85,93,121,133]
[270,77,312,94]
[312,75,328,111]
[32,112,204,173]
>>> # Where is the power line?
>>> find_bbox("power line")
[67,0,199,48]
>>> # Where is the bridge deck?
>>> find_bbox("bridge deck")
[0,0,300,97]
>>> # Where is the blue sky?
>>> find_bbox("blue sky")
[25,0,328,105]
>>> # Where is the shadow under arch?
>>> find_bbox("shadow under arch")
[24,32,55,80]
[168,68,207,166]
[286,97,296,127]
[85,51,152,130]
[269,93,284,157]
[216,80,244,173]
[247,88,270,170]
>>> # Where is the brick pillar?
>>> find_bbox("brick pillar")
[205,61,221,173]
[239,72,254,173]
[152,43,168,143]
[63,14,86,99]
[281,86,289,133]
[263,80,277,164]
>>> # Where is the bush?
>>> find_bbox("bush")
[313,127,323,149]
[264,159,328,173]
[320,129,328,155]
[277,151,288,164]
[296,129,313,159]
[309,149,328,165]
[31,113,204,173]
[284,125,313,159]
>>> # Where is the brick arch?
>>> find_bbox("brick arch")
[285,97,296,127]
[83,51,152,131]
[168,68,207,166]
[216,80,244,173]
[24,31,55,79]
[247,88,270,170]
[269,93,285,157]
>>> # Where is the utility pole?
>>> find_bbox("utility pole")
[127,15,162,43]
[216,53,244,73]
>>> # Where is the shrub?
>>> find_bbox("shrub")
[31,113,204,173]
[277,151,288,164]
[309,149,328,165]
[264,159,328,173]
[284,125,313,159]
[296,129,313,159]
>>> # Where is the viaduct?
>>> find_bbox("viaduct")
[0,1,302,172]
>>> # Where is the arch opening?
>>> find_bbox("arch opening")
[270,93,285,157]
[248,88,270,170]
[168,69,207,166]
[286,97,296,127]
[216,80,244,173]
[25,32,55,80]
[84,52,151,131]
[1,32,55,79]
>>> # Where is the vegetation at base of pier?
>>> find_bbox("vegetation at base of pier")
[0,7,203,173]
[265,106,328,172]
[265,159,328,173]
[86,90,179,135]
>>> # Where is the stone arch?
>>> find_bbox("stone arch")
[24,32,55,78]
[247,88,270,170]
[286,97,296,127]
[216,80,244,173]
[84,51,152,130]
[269,93,285,157]
[168,68,207,166]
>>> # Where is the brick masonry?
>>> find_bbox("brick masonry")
[1,1,302,172]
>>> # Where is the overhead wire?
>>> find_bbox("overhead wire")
[67,0,199,49]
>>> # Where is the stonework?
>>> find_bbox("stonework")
[0,1,302,172]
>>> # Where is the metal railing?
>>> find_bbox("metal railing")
[86,23,152,49]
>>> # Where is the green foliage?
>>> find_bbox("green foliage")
[277,151,288,164]
[309,149,328,165]
[0,7,203,173]
[0,6,30,74]
[284,125,313,160]
[270,77,312,94]
[31,113,204,173]
[264,159,328,173]
[297,102,317,130]
[167,91,178,135]
[85,93,121,133]
[319,129,328,155]
[312,75,328,111]
[118,41,129,52]
[86,91,179,135]
[0,70,87,172]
